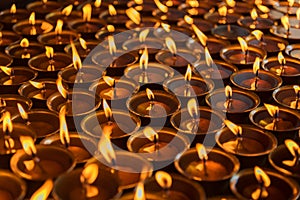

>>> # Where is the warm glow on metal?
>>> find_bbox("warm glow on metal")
[108,4,117,16]
[61,5,73,16]
[56,77,68,99]
[126,8,141,25]
[143,126,158,142]
[94,0,101,8]
[146,88,155,101]
[253,57,260,75]
[154,0,168,13]
[187,98,198,118]
[218,6,227,17]
[108,35,117,55]
[30,179,53,200]
[155,171,172,189]
[20,136,36,156]
[103,99,112,120]
[55,19,63,35]
[161,22,170,32]
[3,111,13,134]
[59,105,70,147]
[0,66,12,76]
[237,37,248,53]
[252,166,270,199]
[82,3,92,22]
[107,25,115,33]
[71,42,82,70]
[140,47,149,70]
[281,15,290,31]
[196,143,208,161]
[165,37,177,54]
[184,15,194,25]
[20,38,29,48]
[103,76,115,87]
[224,119,242,137]
[45,46,54,59]
[251,30,263,41]
[226,0,236,7]
[134,182,146,200]
[29,12,35,25]
[251,8,258,20]
[278,52,286,65]
[10,4,16,14]
[139,29,149,42]
[205,47,213,67]
[264,103,279,118]
[29,81,44,89]
[17,103,28,121]
[79,38,87,50]
[192,24,207,46]
[185,64,192,82]
[98,133,116,164]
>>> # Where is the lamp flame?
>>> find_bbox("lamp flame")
[140,47,149,70]
[134,182,146,200]
[205,47,213,67]
[59,105,70,147]
[42,0,47,3]
[154,0,168,13]
[3,111,13,134]
[192,24,207,47]
[29,12,35,25]
[103,76,115,87]
[139,29,149,43]
[29,81,44,89]
[20,38,29,48]
[196,143,208,161]
[80,163,99,198]
[61,5,73,16]
[98,133,116,165]
[30,179,53,200]
[94,0,101,8]
[17,103,28,121]
[253,57,260,75]
[71,42,82,70]
[218,6,227,17]
[282,139,299,167]
[294,85,300,95]
[20,136,36,157]
[165,37,177,55]
[252,166,270,199]
[155,171,172,189]
[134,0,143,4]
[56,77,68,99]
[10,4,16,14]
[82,3,92,22]
[278,51,286,65]
[264,103,279,118]
[185,64,192,82]
[187,98,198,118]
[224,119,242,136]
[0,66,12,76]
[161,22,170,32]
[108,35,116,55]
[107,25,115,33]
[103,99,112,120]
[288,0,295,7]
[55,19,63,35]
[226,0,236,7]
[79,38,87,50]
[237,37,248,53]
[146,88,154,101]
[184,15,194,25]
[108,4,117,16]
[251,30,263,41]
[143,126,158,142]
[126,8,141,25]
[225,85,233,99]
[297,8,300,20]
[281,15,290,31]
[187,0,199,7]
[251,8,258,21]
[45,46,54,59]
[257,4,270,13]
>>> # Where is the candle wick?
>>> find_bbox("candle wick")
[154,135,159,151]
[227,24,231,32]
[280,64,285,76]
[245,50,248,63]
[172,54,177,66]
[203,159,208,177]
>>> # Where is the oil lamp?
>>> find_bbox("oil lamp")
[0,4,29,29]
[99,4,129,28]
[0,170,26,200]
[230,166,300,199]
[45,4,82,26]
[273,85,300,110]
[175,143,240,196]
[0,94,32,117]
[238,8,274,30]
[13,12,53,39]
[216,120,277,169]
[68,3,106,39]
[250,103,300,144]
[26,0,62,18]
[204,5,241,25]
[152,0,186,24]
